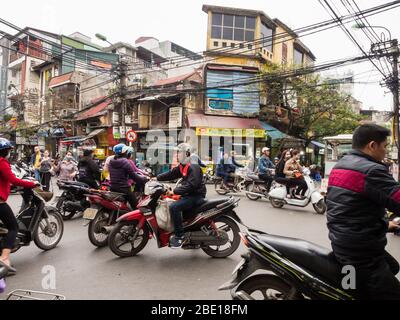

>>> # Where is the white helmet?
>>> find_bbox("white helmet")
[176,143,192,164]
[262,147,270,153]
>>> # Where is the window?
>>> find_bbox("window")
[282,43,288,64]
[211,13,256,43]
[294,48,303,65]
[222,42,227,48]
[213,41,219,47]
[231,43,235,48]
[261,23,273,52]
[248,44,253,50]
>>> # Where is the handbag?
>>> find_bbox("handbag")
[155,198,175,232]
[294,172,303,179]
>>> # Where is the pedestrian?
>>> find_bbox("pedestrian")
[30,146,42,181]
[54,154,78,182]
[78,149,101,189]
[39,150,53,192]
[327,124,400,299]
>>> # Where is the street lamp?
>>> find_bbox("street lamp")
[95,33,114,47]
[352,23,392,42]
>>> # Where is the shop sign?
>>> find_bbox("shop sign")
[125,115,132,124]
[169,107,183,128]
[94,148,106,159]
[112,112,119,124]
[113,126,120,139]
[119,126,126,136]
[195,127,266,138]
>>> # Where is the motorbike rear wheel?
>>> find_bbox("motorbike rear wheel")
[108,220,149,257]
[33,208,64,251]
[270,198,285,209]
[56,195,76,221]
[313,199,327,215]
[202,216,240,258]
[245,183,261,201]
[88,210,111,247]
[236,274,301,300]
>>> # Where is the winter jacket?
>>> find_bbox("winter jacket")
[0,157,36,201]
[109,157,148,190]
[55,161,77,181]
[258,155,275,174]
[78,156,100,182]
[216,158,236,176]
[157,163,206,197]
[326,149,400,264]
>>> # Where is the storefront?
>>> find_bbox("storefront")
[187,114,267,166]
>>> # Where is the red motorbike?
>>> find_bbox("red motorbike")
[107,181,243,258]
[83,189,134,247]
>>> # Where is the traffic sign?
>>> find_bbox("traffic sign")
[126,130,138,142]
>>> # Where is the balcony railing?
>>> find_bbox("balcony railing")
[9,52,24,63]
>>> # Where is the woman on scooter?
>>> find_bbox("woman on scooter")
[284,150,308,199]
[0,138,37,274]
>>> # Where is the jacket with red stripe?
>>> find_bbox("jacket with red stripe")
[157,163,206,197]
[326,150,400,264]
[0,157,36,202]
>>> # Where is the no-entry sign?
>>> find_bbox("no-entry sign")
[126,130,138,142]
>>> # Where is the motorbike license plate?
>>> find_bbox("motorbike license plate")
[83,208,98,220]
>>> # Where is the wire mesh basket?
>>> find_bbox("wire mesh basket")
[6,289,66,300]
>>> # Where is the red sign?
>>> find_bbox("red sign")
[126,130,138,142]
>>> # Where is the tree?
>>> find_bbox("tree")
[262,66,363,147]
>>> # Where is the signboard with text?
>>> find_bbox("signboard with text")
[195,127,266,138]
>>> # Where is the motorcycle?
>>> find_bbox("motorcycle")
[214,168,253,196]
[0,187,64,253]
[203,166,216,185]
[245,169,276,201]
[82,189,134,247]
[55,180,92,220]
[219,228,354,300]
[268,168,326,214]
[10,162,33,194]
[108,181,242,258]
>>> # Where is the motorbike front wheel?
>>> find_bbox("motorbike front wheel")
[108,220,149,257]
[313,199,327,215]
[245,183,261,201]
[202,216,240,258]
[235,274,302,300]
[56,194,76,221]
[33,208,64,251]
[214,180,229,195]
[88,210,111,247]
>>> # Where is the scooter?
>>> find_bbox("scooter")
[107,181,242,258]
[214,168,253,196]
[219,228,354,300]
[245,169,276,201]
[268,168,326,214]
[56,180,92,220]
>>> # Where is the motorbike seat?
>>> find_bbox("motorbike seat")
[193,198,230,214]
[59,180,90,188]
[257,233,342,286]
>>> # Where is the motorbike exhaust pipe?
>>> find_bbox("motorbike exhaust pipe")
[234,291,255,300]
[101,225,114,234]
[245,191,266,197]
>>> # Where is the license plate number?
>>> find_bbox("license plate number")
[83,208,98,220]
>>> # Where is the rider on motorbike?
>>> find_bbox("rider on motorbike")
[0,138,37,274]
[109,144,148,210]
[327,124,400,299]
[258,147,275,193]
[216,153,237,189]
[78,149,101,189]
[156,143,206,249]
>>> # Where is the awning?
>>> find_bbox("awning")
[261,122,289,140]
[60,128,105,144]
[138,93,179,101]
[311,141,325,149]
[48,72,75,88]
[75,99,112,121]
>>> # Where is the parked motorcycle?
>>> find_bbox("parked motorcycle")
[214,168,253,196]
[219,228,354,300]
[55,180,92,220]
[0,187,64,253]
[10,162,33,194]
[268,168,326,214]
[245,169,276,201]
[83,190,134,247]
[108,181,242,258]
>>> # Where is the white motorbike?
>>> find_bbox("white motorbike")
[268,168,326,214]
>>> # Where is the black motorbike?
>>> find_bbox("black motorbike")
[0,188,64,253]
[56,180,92,220]
[219,228,355,300]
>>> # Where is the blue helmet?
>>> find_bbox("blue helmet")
[0,138,13,151]
[113,143,129,156]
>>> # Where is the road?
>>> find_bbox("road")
[3,183,400,300]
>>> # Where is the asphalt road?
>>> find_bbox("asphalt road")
[3,183,400,300]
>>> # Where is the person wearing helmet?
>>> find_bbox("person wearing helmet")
[78,149,101,188]
[109,144,148,210]
[0,138,37,273]
[258,147,275,193]
[125,146,149,193]
[157,143,207,249]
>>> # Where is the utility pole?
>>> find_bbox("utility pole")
[117,56,129,143]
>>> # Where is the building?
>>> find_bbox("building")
[135,37,203,78]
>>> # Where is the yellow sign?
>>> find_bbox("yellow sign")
[196,127,266,138]
[94,148,106,159]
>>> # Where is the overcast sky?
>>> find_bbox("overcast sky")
[1,0,399,111]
